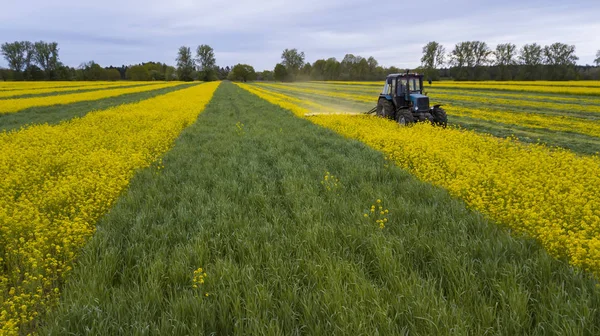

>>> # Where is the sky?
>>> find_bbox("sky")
[1,0,599,71]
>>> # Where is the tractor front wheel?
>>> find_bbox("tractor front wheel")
[397,110,414,126]
[376,99,395,119]
[432,107,448,128]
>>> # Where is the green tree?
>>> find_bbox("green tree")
[141,62,167,80]
[22,41,36,79]
[420,41,445,81]
[450,42,473,80]
[310,59,326,80]
[356,58,369,80]
[366,56,379,80]
[543,42,578,80]
[518,43,543,80]
[165,65,176,81]
[126,65,151,81]
[196,44,217,81]
[273,63,288,81]
[494,43,517,80]
[340,54,358,80]
[324,58,340,80]
[176,46,195,81]
[1,41,28,79]
[450,41,491,80]
[0,67,12,81]
[258,70,273,81]
[281,48,305,80]
[472,41,492,80]
[106,68,122,81]
[25,64,45,80]
[594,50,599,66]
[302,63,312,76]
[78,61,106,80]
[217,66,231,80]
[33,41,60,79]
[230,64,256,82]
[56,63,75,81]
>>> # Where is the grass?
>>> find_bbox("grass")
[0,83,197,132]
[41,82,599,335]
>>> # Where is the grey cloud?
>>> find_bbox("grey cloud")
[1,0,599,70]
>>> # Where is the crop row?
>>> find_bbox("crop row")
[0,82,154,99]
[0,82,188,114]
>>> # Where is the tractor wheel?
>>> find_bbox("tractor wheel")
[397,110,414,126]
[432,107,448,128]
[377,99,394,119]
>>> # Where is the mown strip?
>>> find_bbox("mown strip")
[0,84,197,133]
[0,82,220,335]
[0,82,188,114]
[0,82,156,99]
[239,82,600,279]
[41,82,599,335]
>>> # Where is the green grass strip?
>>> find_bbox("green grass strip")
[41,82,599,335]
[0,84,198,132]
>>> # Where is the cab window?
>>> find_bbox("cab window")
[382,82,389,94]
[411,79,421,92]
[399,79,407,94]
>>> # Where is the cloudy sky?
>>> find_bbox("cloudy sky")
[1,0,599,70]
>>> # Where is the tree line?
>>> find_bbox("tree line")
[2,39,600,82]
[174,45,237,81]
[0,40,187,81]
[420,41,600,81]
[0,40,239,82]
[268,43,600,82]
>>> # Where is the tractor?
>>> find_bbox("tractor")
[366,73,447,127]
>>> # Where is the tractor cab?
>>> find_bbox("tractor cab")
[381,73,428,113]
[374,73,447,127]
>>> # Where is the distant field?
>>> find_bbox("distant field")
[1,81,599,335]
[251,80,600,155]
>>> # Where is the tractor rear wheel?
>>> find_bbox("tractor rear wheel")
[432,107,448,127]
[397,110,414,126]
[376,99,394,119]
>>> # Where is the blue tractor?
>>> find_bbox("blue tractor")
[366,73,447,127]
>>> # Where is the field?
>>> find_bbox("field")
[1,80,600,334]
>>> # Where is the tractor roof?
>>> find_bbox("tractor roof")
[387,73,423,78]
